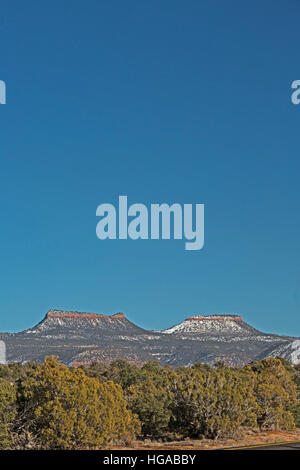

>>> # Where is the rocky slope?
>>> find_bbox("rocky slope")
[0,310,299,367]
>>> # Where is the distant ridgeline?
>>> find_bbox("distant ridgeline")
[0,310,299,367]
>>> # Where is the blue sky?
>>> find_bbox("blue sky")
[0,1,299,335]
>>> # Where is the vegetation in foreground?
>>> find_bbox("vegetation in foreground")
[0,356,299,449]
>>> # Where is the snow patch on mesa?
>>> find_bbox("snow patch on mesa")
[162,315,244,334]
[290,340,300,365]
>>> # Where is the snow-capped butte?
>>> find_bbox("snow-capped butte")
[162,314,246,335]
[24,309,147,336]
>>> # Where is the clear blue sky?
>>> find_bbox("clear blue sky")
[0,1,299,336]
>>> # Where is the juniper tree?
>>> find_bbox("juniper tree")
[17,357,139,449]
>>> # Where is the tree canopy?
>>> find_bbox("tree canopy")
[0,356,298,448]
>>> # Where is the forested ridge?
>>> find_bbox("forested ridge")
[0,356,299,449]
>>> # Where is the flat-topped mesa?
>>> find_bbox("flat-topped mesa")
[186,315,242,322]
[25,310,145,337]
[46,310,126,321]
[162,314,246,335]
